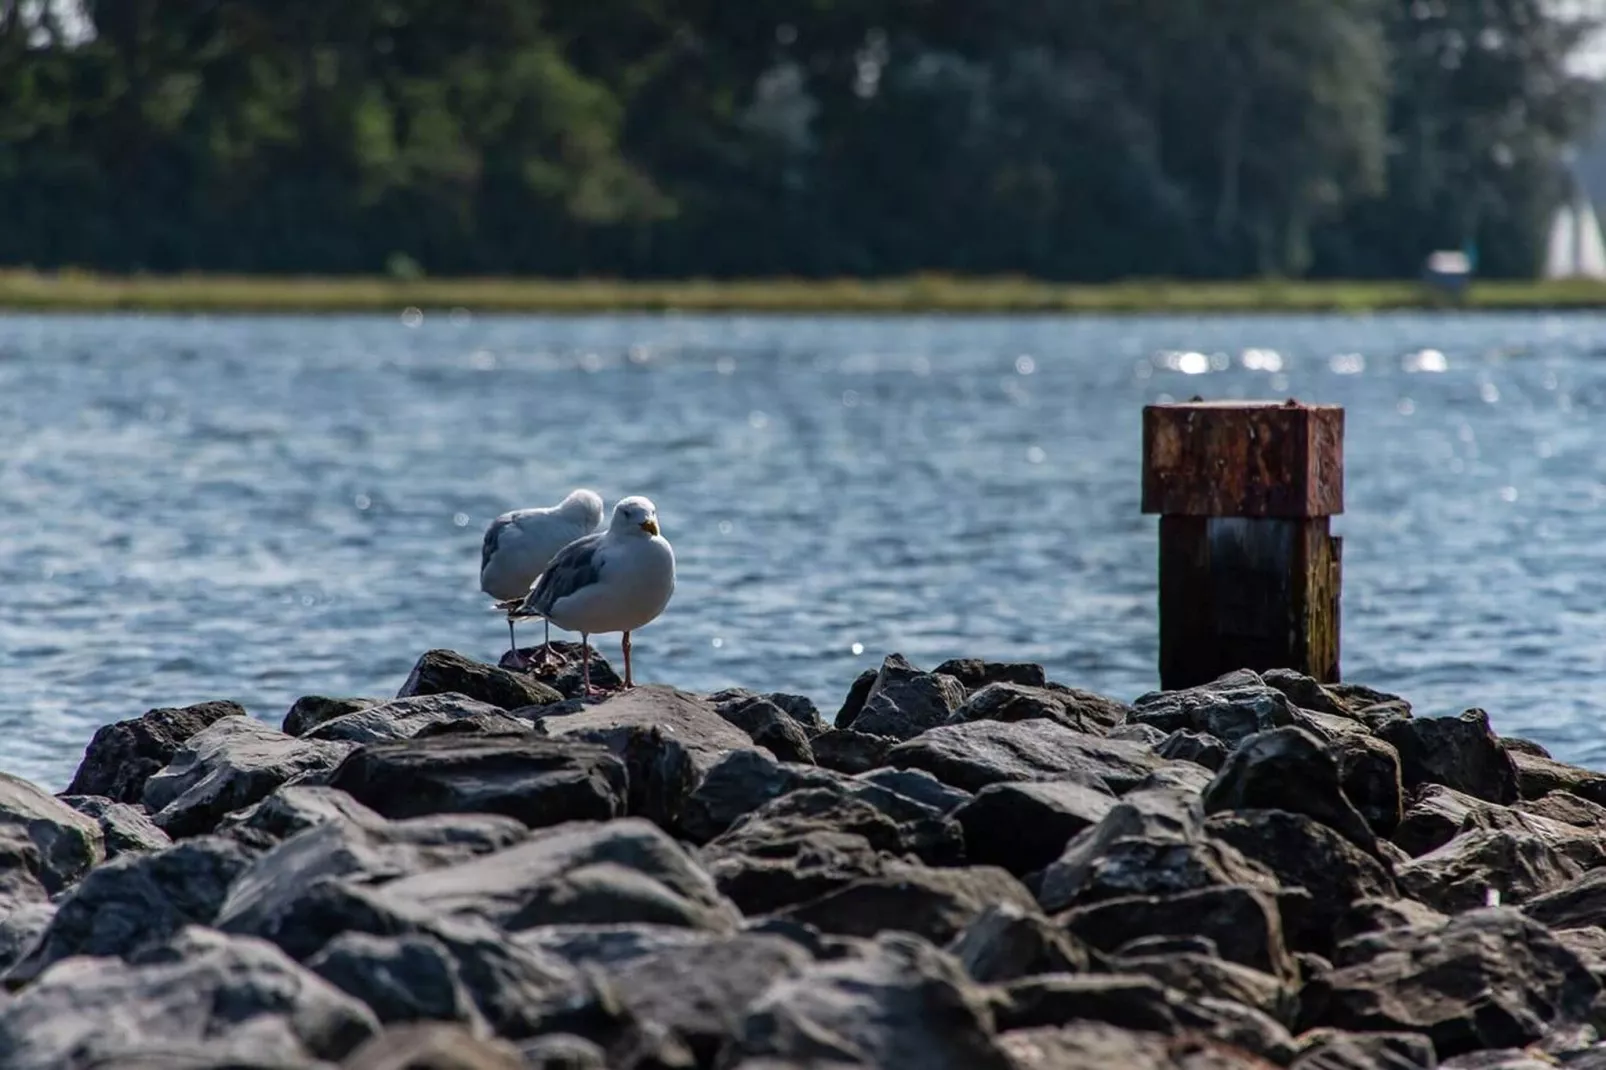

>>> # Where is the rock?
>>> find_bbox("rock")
[1202,727,1380,858]
[0,831,52,969]
[305,693,514,744]
[998,1021,1274,1070]
[1500,736,1552,758]
[325,734,627,828]
[852,664,967,741]
[1333,897,1450,950]
[1523,868,1606,930]
[1109,948,1295,1026]
[1205,810,1397,957]
[64,699,242,804]
[710,686,825,734]
[834,668,879,729]
[1393,784,1497,857]
[0,772,104,893]
[725,932,1011,1069]
[1288,1029,1438,1070]
[810,728,893,774]
[1037,788,1277,914]
[6,834,255,983]
[700,825,890,917]
[885,718,1167,793]
[1058,884,1296,981]
[1378,709,1519,805]
[1519,791,1606,830]
[706,782,963,869]
[1109,723,1172,747]
[342,1024,526,1070]
[1260,669,1354,718]
[513,922,712,970]
[933,659,1048,691]
[1299,907,1600,1059]
[1509,751,1606,807]
[59,794,171,857]
[399,648,563,710]
[214,783,389,850]
[141,716,357,838]
[946,901,1093,983]
[307,932,484,1029]
[518,1033,609,1068]
[678,749,839,844]
[1157,730,1228,771]
[1132,674,1299,747]
[856,767,973,814]
[1325,735,1406,836]
[953,780,1117,877]
[379,817,740,934]
[951,683,1129,736]
[1397,827,1584,913]
[0,926,379,1068]
[412,710,538,739]
[537,686,758,829]
[774,862,1037,944]
[284,695,380,737]
[1132,763,1217,795]
[707,695,815,763]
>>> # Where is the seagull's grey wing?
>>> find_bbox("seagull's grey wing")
[519,533,605,617]
[481,515,516,575]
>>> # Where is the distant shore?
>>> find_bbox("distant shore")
[4,269,1606,315]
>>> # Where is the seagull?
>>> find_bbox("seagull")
[480,488,604,668]
[511,495,676,696]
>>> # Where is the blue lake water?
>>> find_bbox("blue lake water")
[0,310,1602,790]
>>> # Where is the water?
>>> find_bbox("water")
[0,310,1602,790]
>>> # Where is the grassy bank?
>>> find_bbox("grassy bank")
[4,269,1606,314]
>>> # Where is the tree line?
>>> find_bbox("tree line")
[1,0,1600,280]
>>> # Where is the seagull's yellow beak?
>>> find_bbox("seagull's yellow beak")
[641,518,660,536]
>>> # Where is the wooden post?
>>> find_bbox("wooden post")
[1141,399,1344,691]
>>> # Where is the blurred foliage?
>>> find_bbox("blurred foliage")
[0,0,1600,278]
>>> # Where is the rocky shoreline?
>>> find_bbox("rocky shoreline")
[1,645,1605,1067]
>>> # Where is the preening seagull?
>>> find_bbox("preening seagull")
[511,495,675,696]
[480,488,605,667]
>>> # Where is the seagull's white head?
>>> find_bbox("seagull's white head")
[611,495,661,538]
[561,488,605,529]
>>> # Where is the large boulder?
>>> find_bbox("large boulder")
[304,693,516,745]
[932,659,1048,691]
[141,716,357,838]
[850,655,968,741]
[64,700,242,803]
[705,781,962,870]
[953,780,1117,877]
[1507,749,1606,807]
[946,901,1093,983]
[810,728,894,774]
[398,648,562,710]
[306,931,485,1029]
[1324,734,1406,836]
[706,688,826,736]
[0,832,53,971]
[998,1021,1273,1070]
[724,932,1012,1069]
[857,767,974,814]
[950,683,1129,736]
[536,686,759,829]
[1377,709,1519,805]
[377,817,741,934]
[213,783,391,850]
[774,862,1037,944]
[0,773,104,893]
[1287,1029,1438,1070]
[324,734,627,828]
[706,694,815,763]
[1396,827,1584,913]
[6,835,255,983]
[884,718,1167,793]
[1392,784,1499,858]
[1057,884,1296,981]
[1300,908,1600,1059]
[1201,726,1379,858]
[677,749,839,844]
[0,926,379,1069]
[700,824,890,918]
[1131,673,1299,747]
[1523,868,1606,931]
[1109,946,1295,1027]
[282,695,380,737]
[58,795,171,858]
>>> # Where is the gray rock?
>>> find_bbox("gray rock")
[0,772,104,893]
[1393,784,1497,857]
[1037,787,1277,914]
[774,862,1037,944]
[1157,729,1228,770]
[1299,907,1599,1059]
[398,648,563,710]
[1108,723,1171,747]
[0,926,379,1069]
[933,659,1048,691]
[64,700,242,804]
[1326,734,1406,836]
[59,794,171,858]
[1519,790,1606,830]
[1509,750,1606,807]
[214,783,389,850]
[1333,897,1450,951]
[951,683,1130,736]
[283,695,380,737]
[537,686,759,829]
[885,718,1167,793]
[1202,726,1380,858]
[700,824,890,918]
[1109,949,1295,1026]
[953,780,1117,877]
[678,749,840,844]
[1205,809,1397,958]
[378,817,740,934]
[855,767,973,814]
[946,901,1093,983]
[833,668,879,729]
[1132,674,1300,747]
[852,661,968,741]
[305,692,512,744]
[307,931,485,1029]
[1378,709,1520,805]
[1058,883,1296,981]
[1523,868,1606,930]
[1131,762,1217,795]
[141,716,357,838]
[344,1024,527,1070]
[1398,827,1584,913]
[1288,1028,1439,1070]
[809,728,893,774]
[518,1033,609,1069]
[325,734,627,828]
[411,710,537,739]
[513,922,712,970]
[998,1020,1275,1069]
[710,685,825,733]
[0,831,52,970]
[708,695,815,763]
[725,932,1011,1069]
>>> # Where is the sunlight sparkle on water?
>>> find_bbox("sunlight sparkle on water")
[1404,348,1448,373]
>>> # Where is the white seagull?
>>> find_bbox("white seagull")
[480,488,604,668]
[511,495,676,696]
